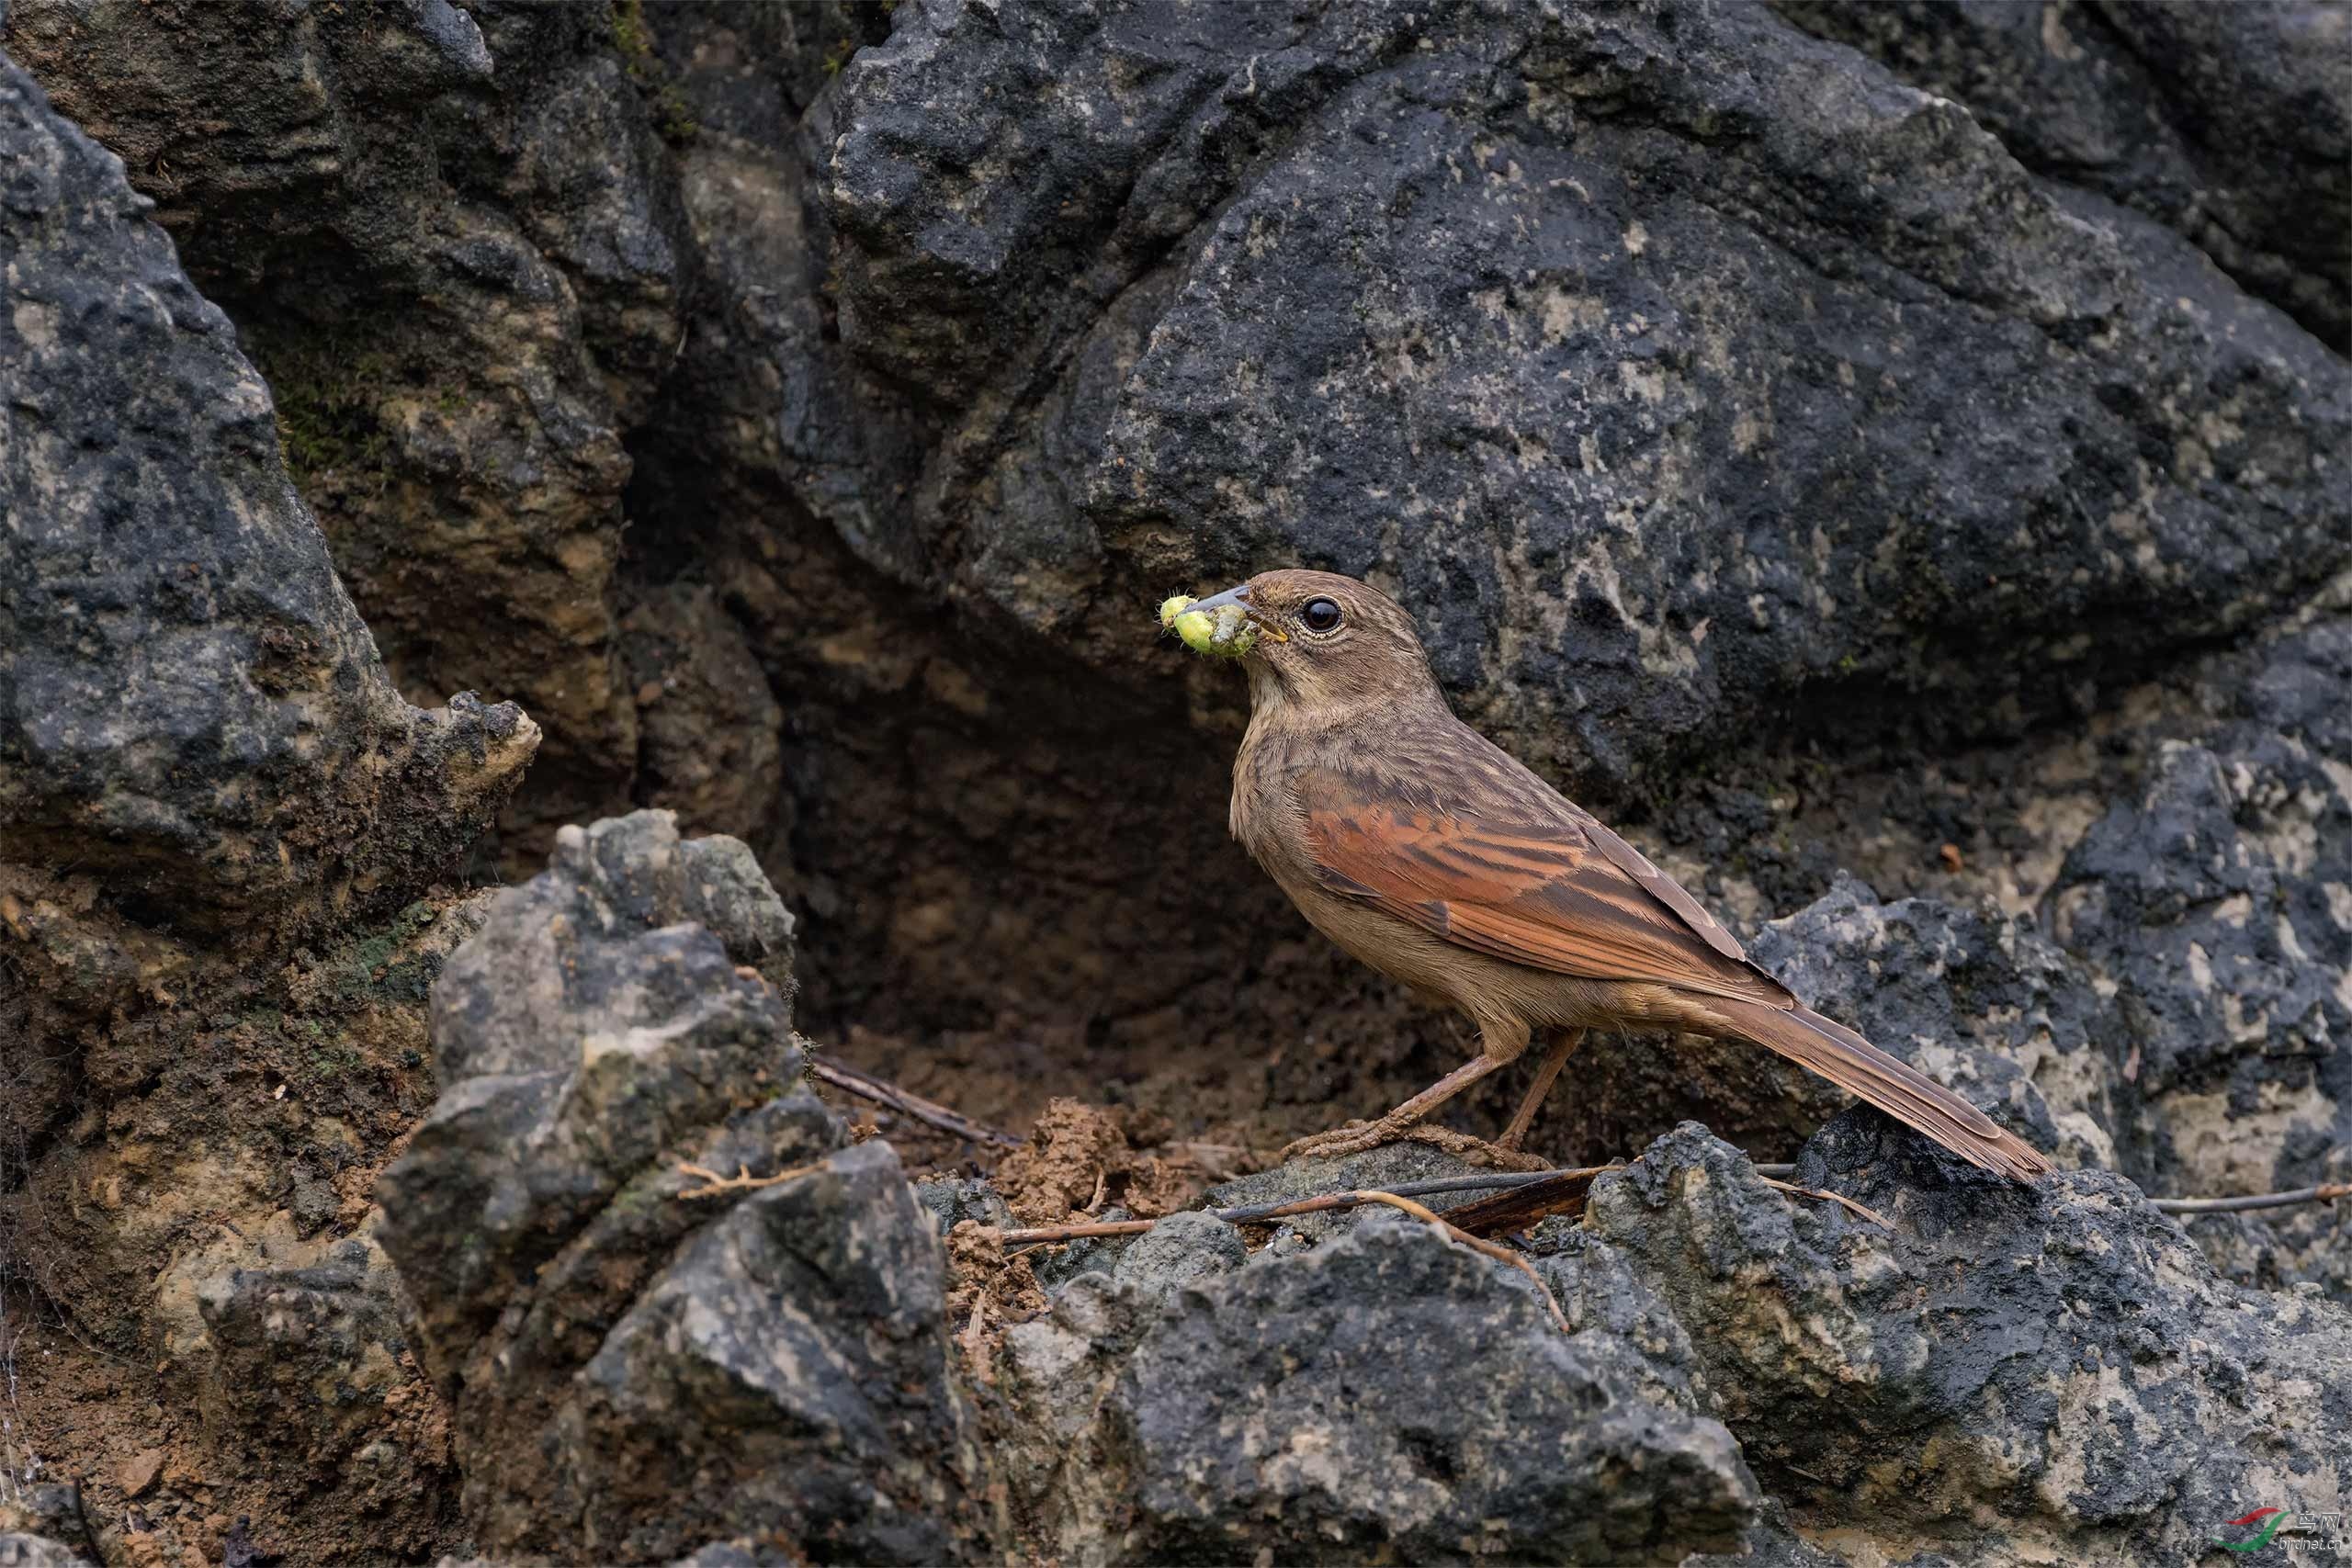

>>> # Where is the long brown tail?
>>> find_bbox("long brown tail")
[1711,998,2051,1182]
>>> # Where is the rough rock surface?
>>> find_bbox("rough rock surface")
[1743,881,2108,1164]
[8,5,2352,1564]
[378,810,994,1564]
[21,0,2348,1089]
[978,1112,2349,1568]
[824,0,2351,790]
[1000,1210,1758,1566]
[2050,619,2352,1296]
[618,581,787,848]
[0,1486,93,1568]
[1778,0,2351,346]
[190,1232,452,1546]
[1588,1120,2352,1566]
[1746,606,2352,1303]
[1476,875,2105,1175]
[0,1539,93,1568]
[0,46,528,1566]
[0,51,535,939]
[4,0,679,836]
[674,0,2352,1067]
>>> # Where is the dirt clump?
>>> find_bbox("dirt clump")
[992,1100,1204,1226]
[944,1221,1050,1389]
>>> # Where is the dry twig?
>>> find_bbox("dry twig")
[806,1054,1023,1148]
[1349,1189,1572,1333]
[1433,1166,1623,1236]
[676,1160,821,1200]
[989,1163,1892,1247]
[1758,1176,1891,1228]
[781,1069,2345,1234]
[2154,1181,2351,1216]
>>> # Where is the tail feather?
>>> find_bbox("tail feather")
[1713,998,2050,1182]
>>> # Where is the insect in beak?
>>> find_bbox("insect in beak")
[1183,583,1287,642]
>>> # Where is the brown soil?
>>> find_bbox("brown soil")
[7,1325,268,1568]
[943,1222,1050,1391]
[1,894,485,1567]
[989,1099,1203,1226]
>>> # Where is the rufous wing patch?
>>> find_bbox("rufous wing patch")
[1296,768,1786,1007]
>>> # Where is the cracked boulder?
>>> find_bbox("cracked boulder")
[824,0,2352,797]
[5,0,688,838]
[378,810,995,1564]
[1586,1121,2352,1566]
[1777,0,2350,345]
[998,1201,1758,1565]
[2047,615,2352,1297]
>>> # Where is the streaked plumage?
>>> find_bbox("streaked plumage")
[1203,568,2047,1181]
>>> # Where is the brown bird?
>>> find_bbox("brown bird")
[1183,569,2048,1182]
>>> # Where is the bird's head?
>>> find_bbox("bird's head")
[1170,569,1444,721]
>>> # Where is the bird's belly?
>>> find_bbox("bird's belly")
[1281,874,1617,1029]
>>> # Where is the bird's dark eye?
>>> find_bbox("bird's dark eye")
[1301,597,1343,633]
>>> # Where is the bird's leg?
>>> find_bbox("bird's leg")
[1280,1021,1532,1165]
[1498,1027,1585,1152]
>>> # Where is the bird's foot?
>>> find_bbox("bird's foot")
[1277,1120,1554,1172]
[1277,1119,1392,1165]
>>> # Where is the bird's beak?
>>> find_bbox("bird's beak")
[1186,582,1287,642]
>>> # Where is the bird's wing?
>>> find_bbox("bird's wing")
[1295,764,1789,1008]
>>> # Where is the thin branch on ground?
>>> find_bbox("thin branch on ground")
[1219,1168,1579,1220]
[2154,1181,2351,1215]
[1349,1189,1572,1333]
[812,1067,2346,1228]
[987,1159,2352,1258]
[805,1054,1023,1148]
[1412,1166,1622,1237]
[994,1170,1578,1247]
[993,1161,1881,1248]
[998,1218,1157,1244]
[1758,1176,1891,1227]
[676,1160,822,1200]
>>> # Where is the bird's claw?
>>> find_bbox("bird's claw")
[1278,1120,1388,1165]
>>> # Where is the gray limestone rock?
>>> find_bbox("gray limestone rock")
[1002,1212,1758,1566]
[379,810,994,1563]
[1778,0,2350,345]
[1744,879,2109,1168]
[3,0,685,834]
[2050,618,2352,1297]
[1588,1121,2352,1566]
[824,0,2352,797]
[1107,1207,1245,1309]
[0,50,535,940]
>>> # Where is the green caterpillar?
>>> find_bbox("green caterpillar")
[1159,594,1258,658]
